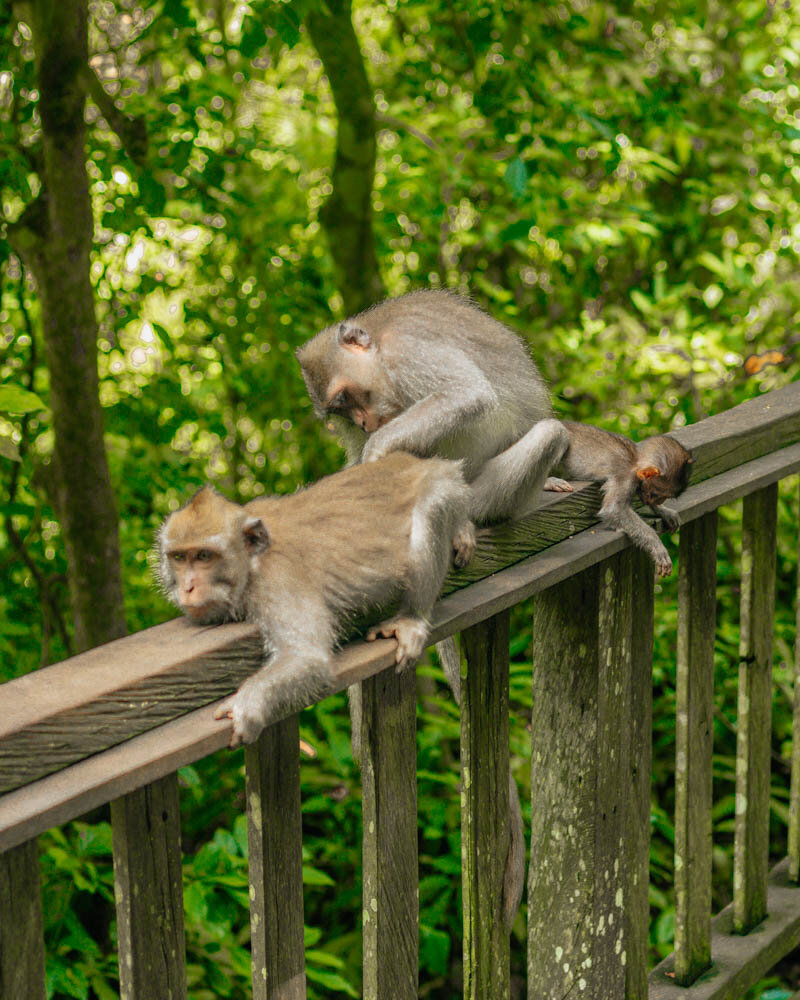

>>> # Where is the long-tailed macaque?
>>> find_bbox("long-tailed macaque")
[556,424,693,577]
[296,289,573,513]
[157,454,475,747]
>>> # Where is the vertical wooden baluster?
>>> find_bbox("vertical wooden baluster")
[111,774,187,1000]
[789,477,800,883]
[674,511,717,982]
[627,548,655,1000]
[0,839,46,1000]
[734,484,778,932]
[361,666,418,1000]
[529,551,635,999]
[245,715,306,999]
[461,611,511,1000]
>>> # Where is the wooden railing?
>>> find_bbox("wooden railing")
[2,383,800,1000]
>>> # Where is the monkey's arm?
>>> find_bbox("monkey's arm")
[598,478,673,577]
[215,644,334,747]
[361,361,498,463]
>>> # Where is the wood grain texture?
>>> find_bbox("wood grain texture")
[460,612,511,1000]
[245,716,306,1000]
[670,381,800,485]
[0,837,45,1000]
[650,860,800,1000]
[528,553,636,1000]
[361,666,418,1000]
[111,773,187,1000]
[790,476,800,884]
[734,484,778,933]
[674,512,717,984]
[2,391,800,796]
[627,548,655,1000]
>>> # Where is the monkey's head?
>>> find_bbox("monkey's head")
[635,437,693,506]
[156,486,270,625]
[296,321,401,434]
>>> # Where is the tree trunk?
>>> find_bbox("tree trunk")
[306,0,385,314]
[9,0,126,652]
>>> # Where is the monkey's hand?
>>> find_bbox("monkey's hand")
[360,434,392,465]
[544,477,574,493]
[653,504,680,533]
[366,615,429,671]
[214,687,267,748]
[452,521,477,568]
[652,541,672,578]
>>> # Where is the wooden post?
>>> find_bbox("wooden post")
[0,839,46,1000]
[529,551,637,999]
[111,774,187,1000]
[674,512,717,982]
[627,548,655,1000]
[734,484,777,933]
[361,666,418,1000]
[245,716,306,999]
[461,611,511,1000]
[789,477,800,883]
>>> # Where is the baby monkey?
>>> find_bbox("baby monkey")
[555,424,693,576]
[157,454,476,747]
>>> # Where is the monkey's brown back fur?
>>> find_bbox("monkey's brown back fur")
[245,452,456,619]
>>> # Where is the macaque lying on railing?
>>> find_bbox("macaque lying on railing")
[155,453,475,748]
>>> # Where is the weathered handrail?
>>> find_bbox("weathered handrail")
[2,382,800,1000]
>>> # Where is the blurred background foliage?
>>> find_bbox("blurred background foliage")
[1,0,800,996]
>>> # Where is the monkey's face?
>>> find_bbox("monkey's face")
[638,474,678,506]
[324,381,390,434]
[157,487,270,624]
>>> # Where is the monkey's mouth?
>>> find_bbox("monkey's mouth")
[184,604,227,625]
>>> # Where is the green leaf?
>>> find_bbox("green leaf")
[302,864,335,886]
[241,16,268,58]
[305,967,358,996]
[504,157,528,200]
[0,385,44,414]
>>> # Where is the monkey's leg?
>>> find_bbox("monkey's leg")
[469,418,570,521]
[599,493,672,577]
[436,634,525,931]
[452,519,477,568]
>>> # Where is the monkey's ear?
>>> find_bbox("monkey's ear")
[243,517,270,553]
[636,465,661,480]
[337,324,372,352]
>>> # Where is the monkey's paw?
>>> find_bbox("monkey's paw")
[214,694,266,748]
[657,506,680,533]
[652,544,672,578]
[452,522,477,568]
[366,615,429,671]
[544,477,574,493]
[361,438,389,464]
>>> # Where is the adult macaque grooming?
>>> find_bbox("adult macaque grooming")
[296,288,572,515]
[156,454,475,747]
[556,424,693,577]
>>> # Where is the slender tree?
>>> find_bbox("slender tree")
[306,0,385,313]
[7,0,126,651]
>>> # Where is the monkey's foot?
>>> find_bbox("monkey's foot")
[366,615,429,671]
[452,521,477,568]
[214,692,267,748]
[652,543,672,578]
[544,477,574,493]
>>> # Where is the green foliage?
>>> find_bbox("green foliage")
[2,0,800,995]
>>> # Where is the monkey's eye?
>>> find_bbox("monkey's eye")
[170,552,187,563]
[195,549,214,562]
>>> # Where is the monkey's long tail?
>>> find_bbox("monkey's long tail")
[435,635,525,932]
